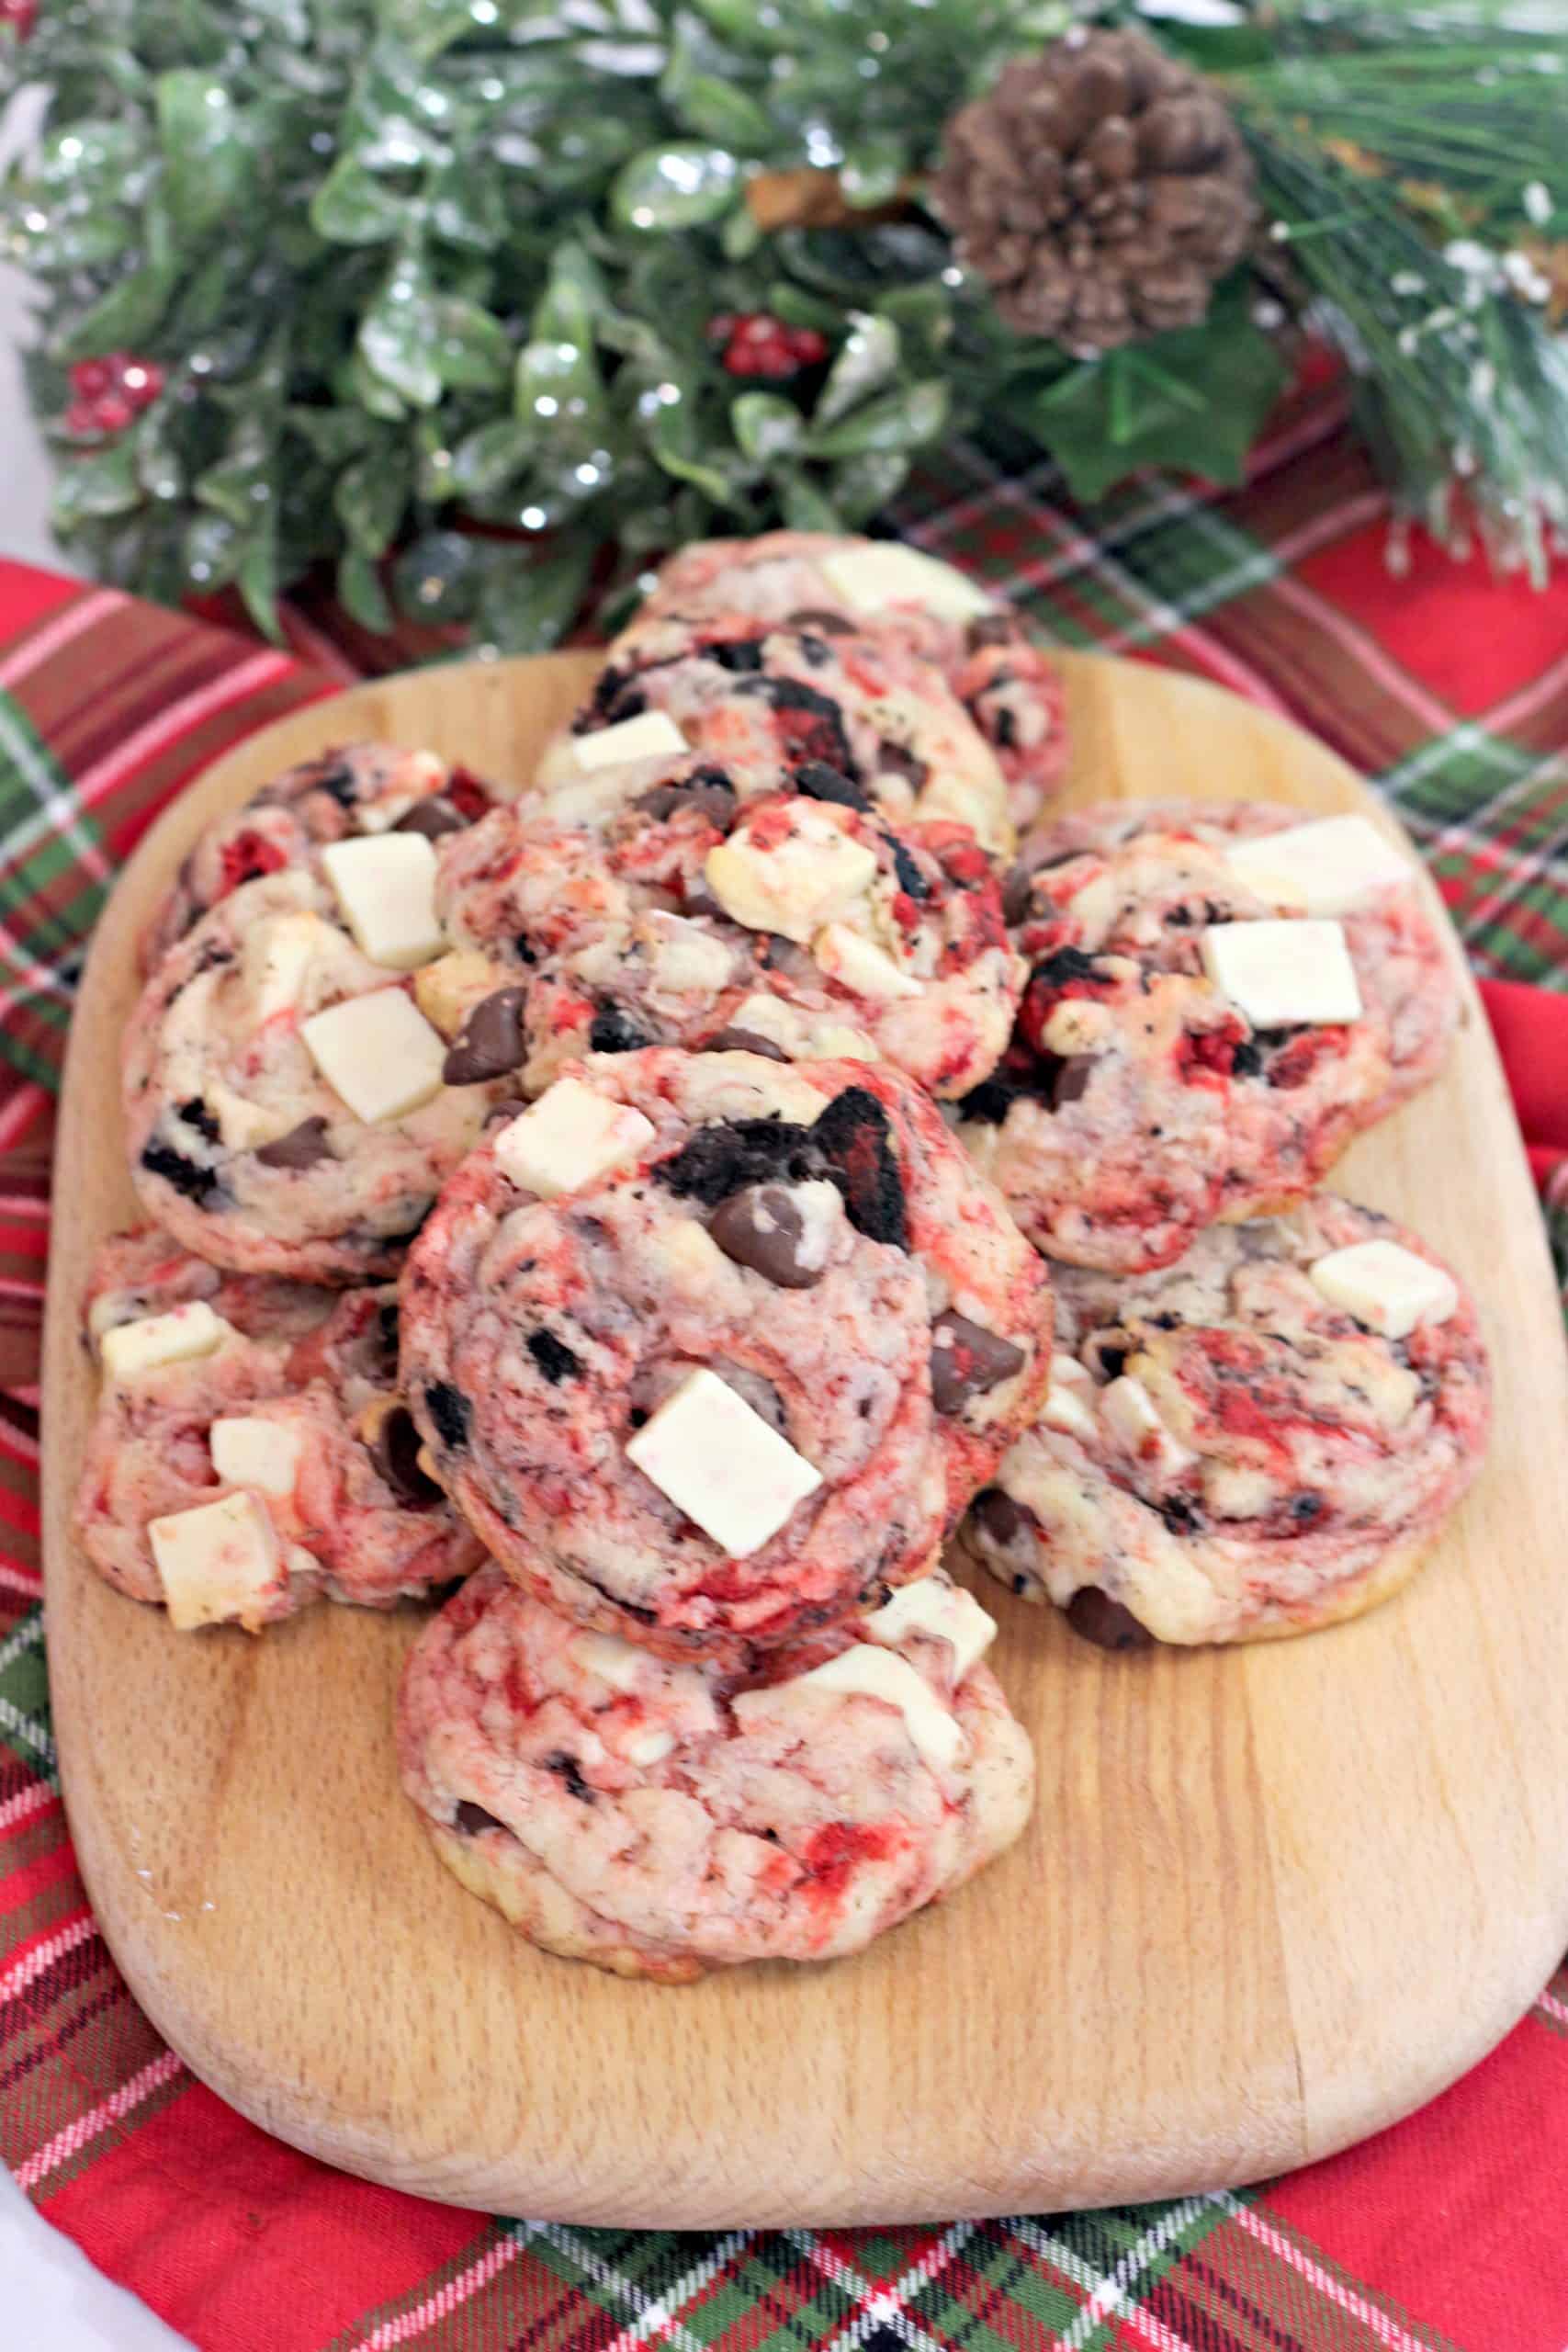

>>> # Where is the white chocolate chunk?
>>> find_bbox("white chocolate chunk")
[819,542,994,623]
[415,947,503,1039]
[737,1645,964,1777]
[300,989,447,1124]
[705,806,878,944]
[1309,1238,1459,1339]
[573,1629,651,1690]
[1223,815,1412,918]
[862,1577,996,1682]
[1101,1374,1193,1474]
[570,710,687,772]
[1200,920,1362,1028]
[728,994,880,1063]
[209,1416,303,1498]
[493,1077,655,1198]
[624,1725,676,1769]
[244,909,338,1023]
[148,1489,282,1632]
[811,921,923,1001]
[1042,1385,1098,1442]
[99,1302,234,1383]
[321,833,444,970]
[625,1367,821,1556]
[643,913,736,995]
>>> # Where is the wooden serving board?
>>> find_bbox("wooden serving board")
[42,650,1568,2226]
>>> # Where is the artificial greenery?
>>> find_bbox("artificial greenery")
[3,0,1566,650]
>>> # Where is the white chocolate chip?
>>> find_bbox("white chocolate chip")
[148,1490,282,1632]
[861,1577,997,1682]
[569,711,687,771]
[99,1302,234,1382]
[819,542,994,622]
[811,921,923,1001]
[735,1645,964,1776]
[625,1367,822,1556]
[1101,1374,1193,1474]
[209,1416,303,1498]
[492,1078,655,1198]
[705,805,878,944]
[1200,920,1362,1028]
[321,834,444,970]
[1223,815,1412,918]
[1309,1238,1459,1339]
[300,989,447,1124]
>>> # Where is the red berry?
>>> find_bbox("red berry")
[70,358,113,399]
[734,315,782,347]
[120,358,164,409]
[789,329,829,365]
[94,393,134,433]
[0,0,38,37]
[706,312,738,343]
[63,400,100,435]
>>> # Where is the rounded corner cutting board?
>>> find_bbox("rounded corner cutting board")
[41,650,1568,2227]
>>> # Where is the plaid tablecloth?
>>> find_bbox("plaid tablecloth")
[6,383,1568,2352]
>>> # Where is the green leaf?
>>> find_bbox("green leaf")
[310,156,410,245]
[765,284,843,335]
[288,407,381,464]
[237,524,284,644]
[51,444,141,532]
[779,471,842,531]
[428,158,505,251]
[450,418,536,499]
[434,298,512,391]
[393,530,481,627]
[533,242,611,348]
[59,253,178,357]
[350,350,409,422]
[515,334,603,427]
[1023,282,1289,502]
[812,311,898,430]
[134,405,184,503]
[33,120,142,190]
[194,444,274,530]
[156,73,251,237]
[183,511,247,592]
[611,144,740,232]
[359,255,443,409]
[661,63,772,153]
[806,379,949,458]
[337,547,394,633]
[731,392,803,463]
[334,448,411,557]
[831,449,909,526]
[477,538,596,655]
[839,137,906,210]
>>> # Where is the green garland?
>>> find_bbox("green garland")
[3,0,1566,650]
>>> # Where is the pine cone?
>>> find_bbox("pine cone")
[931,28,1258,354]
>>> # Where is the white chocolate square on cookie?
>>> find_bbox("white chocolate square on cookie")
[148,1490,283,1632]
[210,1416,303,1498]
[99,1301,234,1382]
[1200,920,1362,1028]
[861,1577,996,1682]
[301,989,447,1124]
[569,711,687,772]
[493,1078,655,1198]
[1309,1239,1459,1339]
[321,833,444,970]
[818,543,994,623]
[625,1367,822,1556]
[1222,815,1412,918]
[734,1645,963,1776]
[705,804,878,944]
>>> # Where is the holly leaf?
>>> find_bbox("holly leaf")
[731,393,803,463]
[1021,282,1289,503]
[434,298,512,391]
[337,547,394,633]
[450,417,536,499]
[611,143,740,232]
[812,312,898,430]
[359,255,443,409]
[334,447,411,557]
[311,156,410,245]
[156,74,252,238]
[51,444,141,533]
[805,379,949,458]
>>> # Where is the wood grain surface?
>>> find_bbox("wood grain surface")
[41,650,1568,2225]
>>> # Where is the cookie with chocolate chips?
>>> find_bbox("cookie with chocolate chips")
[957,1195,1488,1646]
[400,1047,1052,1664]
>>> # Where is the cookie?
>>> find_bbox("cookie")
[400,1049,1052,1661]
[435,781,1023,1100]
[537,613,1014,857]
[124,868,521,1283]
[625,530,1069,831]
[959,1197,1489,1646]
[142,744,498,971]
[74,1229,482,1628]
[960,799,1458,1272]
[399,1561,1033,1979]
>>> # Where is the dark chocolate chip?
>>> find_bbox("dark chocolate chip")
[786,607,857,636]
[761,933,814,980]
[371,1405,444,1508]
[589,1006,651,1054]
[1000,865,1034,926]
[1066,1588,1154,1651]
[795,762,873,813]
[706,635,766,674]
[1032,945,1100,990]
[394,795,468,841]
[1053,1057,1095,1108]
[453,1799,507,1835]
[708,1183,822,1288]
[140,1138,217,1202]
[546,1751,596,1803]
[636,769,736,829]
[966,614,1015,651]
[971,1486,1032,1548]
[424,1381,470,1449]
[312,761,358,810]
[527,1328,582,1384]
[810,1087,908,1250]
[992,707,1019,751]
[513,933,537,965]
[443,986,527,1086]
[587,665,644,722]
[177,1096,220,1144]
[930,1311,1027,1414]
[956,1075,1021,1125]
[704,1026,789,1061]
[888,835,932,901]
[255,1115,333,1171]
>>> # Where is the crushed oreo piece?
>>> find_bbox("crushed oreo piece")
[705,635,766,674]
[590,1006,652,1054]
[177,1097,220,1145]
[140,1138,218,1202]
[1157,1494,1206,1535]
[795,762,872,813]
[786,607,856,636]
[1032,945,1100,990]
[734,674,857,775]
[658,1089,907,1249]
[888,835,932,902]
[1291,1490,1325,1522]
[527,1328,582,1384]
[546,1752,596,1804]
[394,796,468,842]
[312,761,358,810]
[811,1088,908,1250]
[424,1381,470,1449]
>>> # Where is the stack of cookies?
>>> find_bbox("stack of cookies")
[73,528,1488,1981]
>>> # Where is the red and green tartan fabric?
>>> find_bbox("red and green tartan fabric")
[5,384,1568,2352]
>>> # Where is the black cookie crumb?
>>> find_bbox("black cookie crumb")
[527,1328,583,1385]
[424,1380,470,1449]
